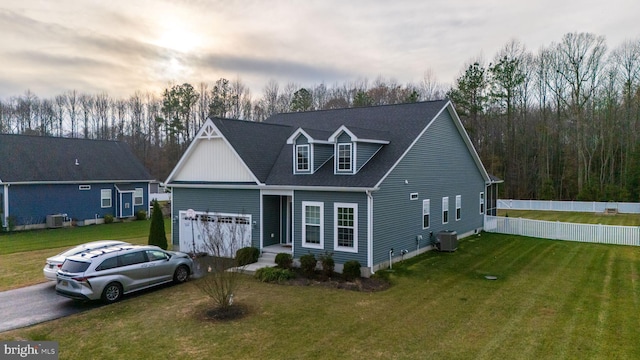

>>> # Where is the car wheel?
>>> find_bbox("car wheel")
[173,265,189,283]
[102,282,123,303]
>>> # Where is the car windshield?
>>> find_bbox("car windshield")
[61,259,91,273]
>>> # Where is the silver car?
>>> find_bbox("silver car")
[55,244,193,303]
[43,240,130,281]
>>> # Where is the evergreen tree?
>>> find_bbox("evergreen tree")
[148,200,167,250]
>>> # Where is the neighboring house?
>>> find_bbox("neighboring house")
[0,134,155,230]
[165,100,500,274]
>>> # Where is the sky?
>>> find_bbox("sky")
[1,0,639,100]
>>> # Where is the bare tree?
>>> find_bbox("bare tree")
[79,94,94,139]
[191,212,251,311]
[65,90,78,137]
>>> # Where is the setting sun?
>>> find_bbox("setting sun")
[153,21,201,53]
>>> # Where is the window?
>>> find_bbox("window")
[79,185,91,191]
[101,189,112,208]
[96,257,118,271]
[296,144,310,171]
[410,193,419,200]
[118,251,147,266]
[146,250,168,261]
[334,203,358,252]
[422,199,430,229]
[302,202,323,249]
[442,197,449,224]
[479,192,485,214]
[337,143,352,172]
[456,195,462,221]
[134,188,143,206]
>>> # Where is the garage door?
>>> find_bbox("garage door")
[179,210,251,258]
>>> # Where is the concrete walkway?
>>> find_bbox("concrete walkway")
[230,244,291,275]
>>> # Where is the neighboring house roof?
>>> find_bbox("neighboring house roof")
[0,134,154,184]
[166,100,492,189]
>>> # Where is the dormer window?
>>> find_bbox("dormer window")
[296,144,310,171]
[337,143,352,172]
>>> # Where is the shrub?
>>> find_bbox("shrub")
[103,214,114,224]
[135,210,147,220]
[275,253,293,269]
[299,253,317,277]
[236,247,260,266]
[147,200,167,249]
[255,267,295,283]
[342,260,361,281]
[318,252,335,277]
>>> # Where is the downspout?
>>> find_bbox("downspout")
[2,184,8,230]
[366,190,374,275]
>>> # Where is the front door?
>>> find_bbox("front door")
[120,192,134,218]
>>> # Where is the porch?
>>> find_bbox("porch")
[231,243,293,275]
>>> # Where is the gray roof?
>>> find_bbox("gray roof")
[210,100,451,188]
[0,134,154,183]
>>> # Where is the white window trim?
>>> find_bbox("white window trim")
[79,185,91,191]
[334,202,358,253]
[134,188,144,206]
[456,195,462,221]
[422,199,430,229]
[479,192,485,214]
[302,201,323,249]
[410,192,419,200]
[442,197,449,224]
[101,189,112,208]
[295,144,311,172]
[336,143,353,173]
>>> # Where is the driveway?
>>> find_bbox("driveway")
[0,282,101,333]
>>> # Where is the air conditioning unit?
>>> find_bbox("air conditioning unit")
[437,230,457,252]
[46,214,65,228]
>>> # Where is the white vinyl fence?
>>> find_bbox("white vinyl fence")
[498,199,640,214]
[484,215,640,246]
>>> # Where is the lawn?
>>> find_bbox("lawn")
[497,209,640,226]
[0,219,171,291]
[2,232,640,359]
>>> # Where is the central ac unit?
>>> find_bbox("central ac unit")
[437,230,457,252]
[46,214,65,228]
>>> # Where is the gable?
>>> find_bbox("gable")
[166,120,258,184]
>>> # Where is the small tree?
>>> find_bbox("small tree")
[148,200,167,249]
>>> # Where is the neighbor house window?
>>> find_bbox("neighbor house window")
[479,192,485,214]
[134,188,143,206]
[442,197,449,224]
[337,143,352,172]
[456,195,462,221]
[296,145,310,172]
[101,189,112,208]
[422,199,430,229]
[334,203,358,252]
[302,201,323,249]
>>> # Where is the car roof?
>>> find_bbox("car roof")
[66,245,162,262]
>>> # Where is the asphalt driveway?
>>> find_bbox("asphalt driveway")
[0,282,101,333]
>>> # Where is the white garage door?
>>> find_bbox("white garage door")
[179,210,251,258]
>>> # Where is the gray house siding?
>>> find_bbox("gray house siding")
[356,143,382,172]
[372,110,485,266]
[314,144,333,170]
[171,187,261,248]
[293,190,368,265]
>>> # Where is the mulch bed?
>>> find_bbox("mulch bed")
[275,268,391,292]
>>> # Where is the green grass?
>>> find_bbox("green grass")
[2,232,640,359]
[0,219,171,291]
[497,209,640,226]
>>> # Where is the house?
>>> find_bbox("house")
[165,100,500,274]
[0,134,155,230]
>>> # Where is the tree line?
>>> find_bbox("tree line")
[1,32,638,202]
